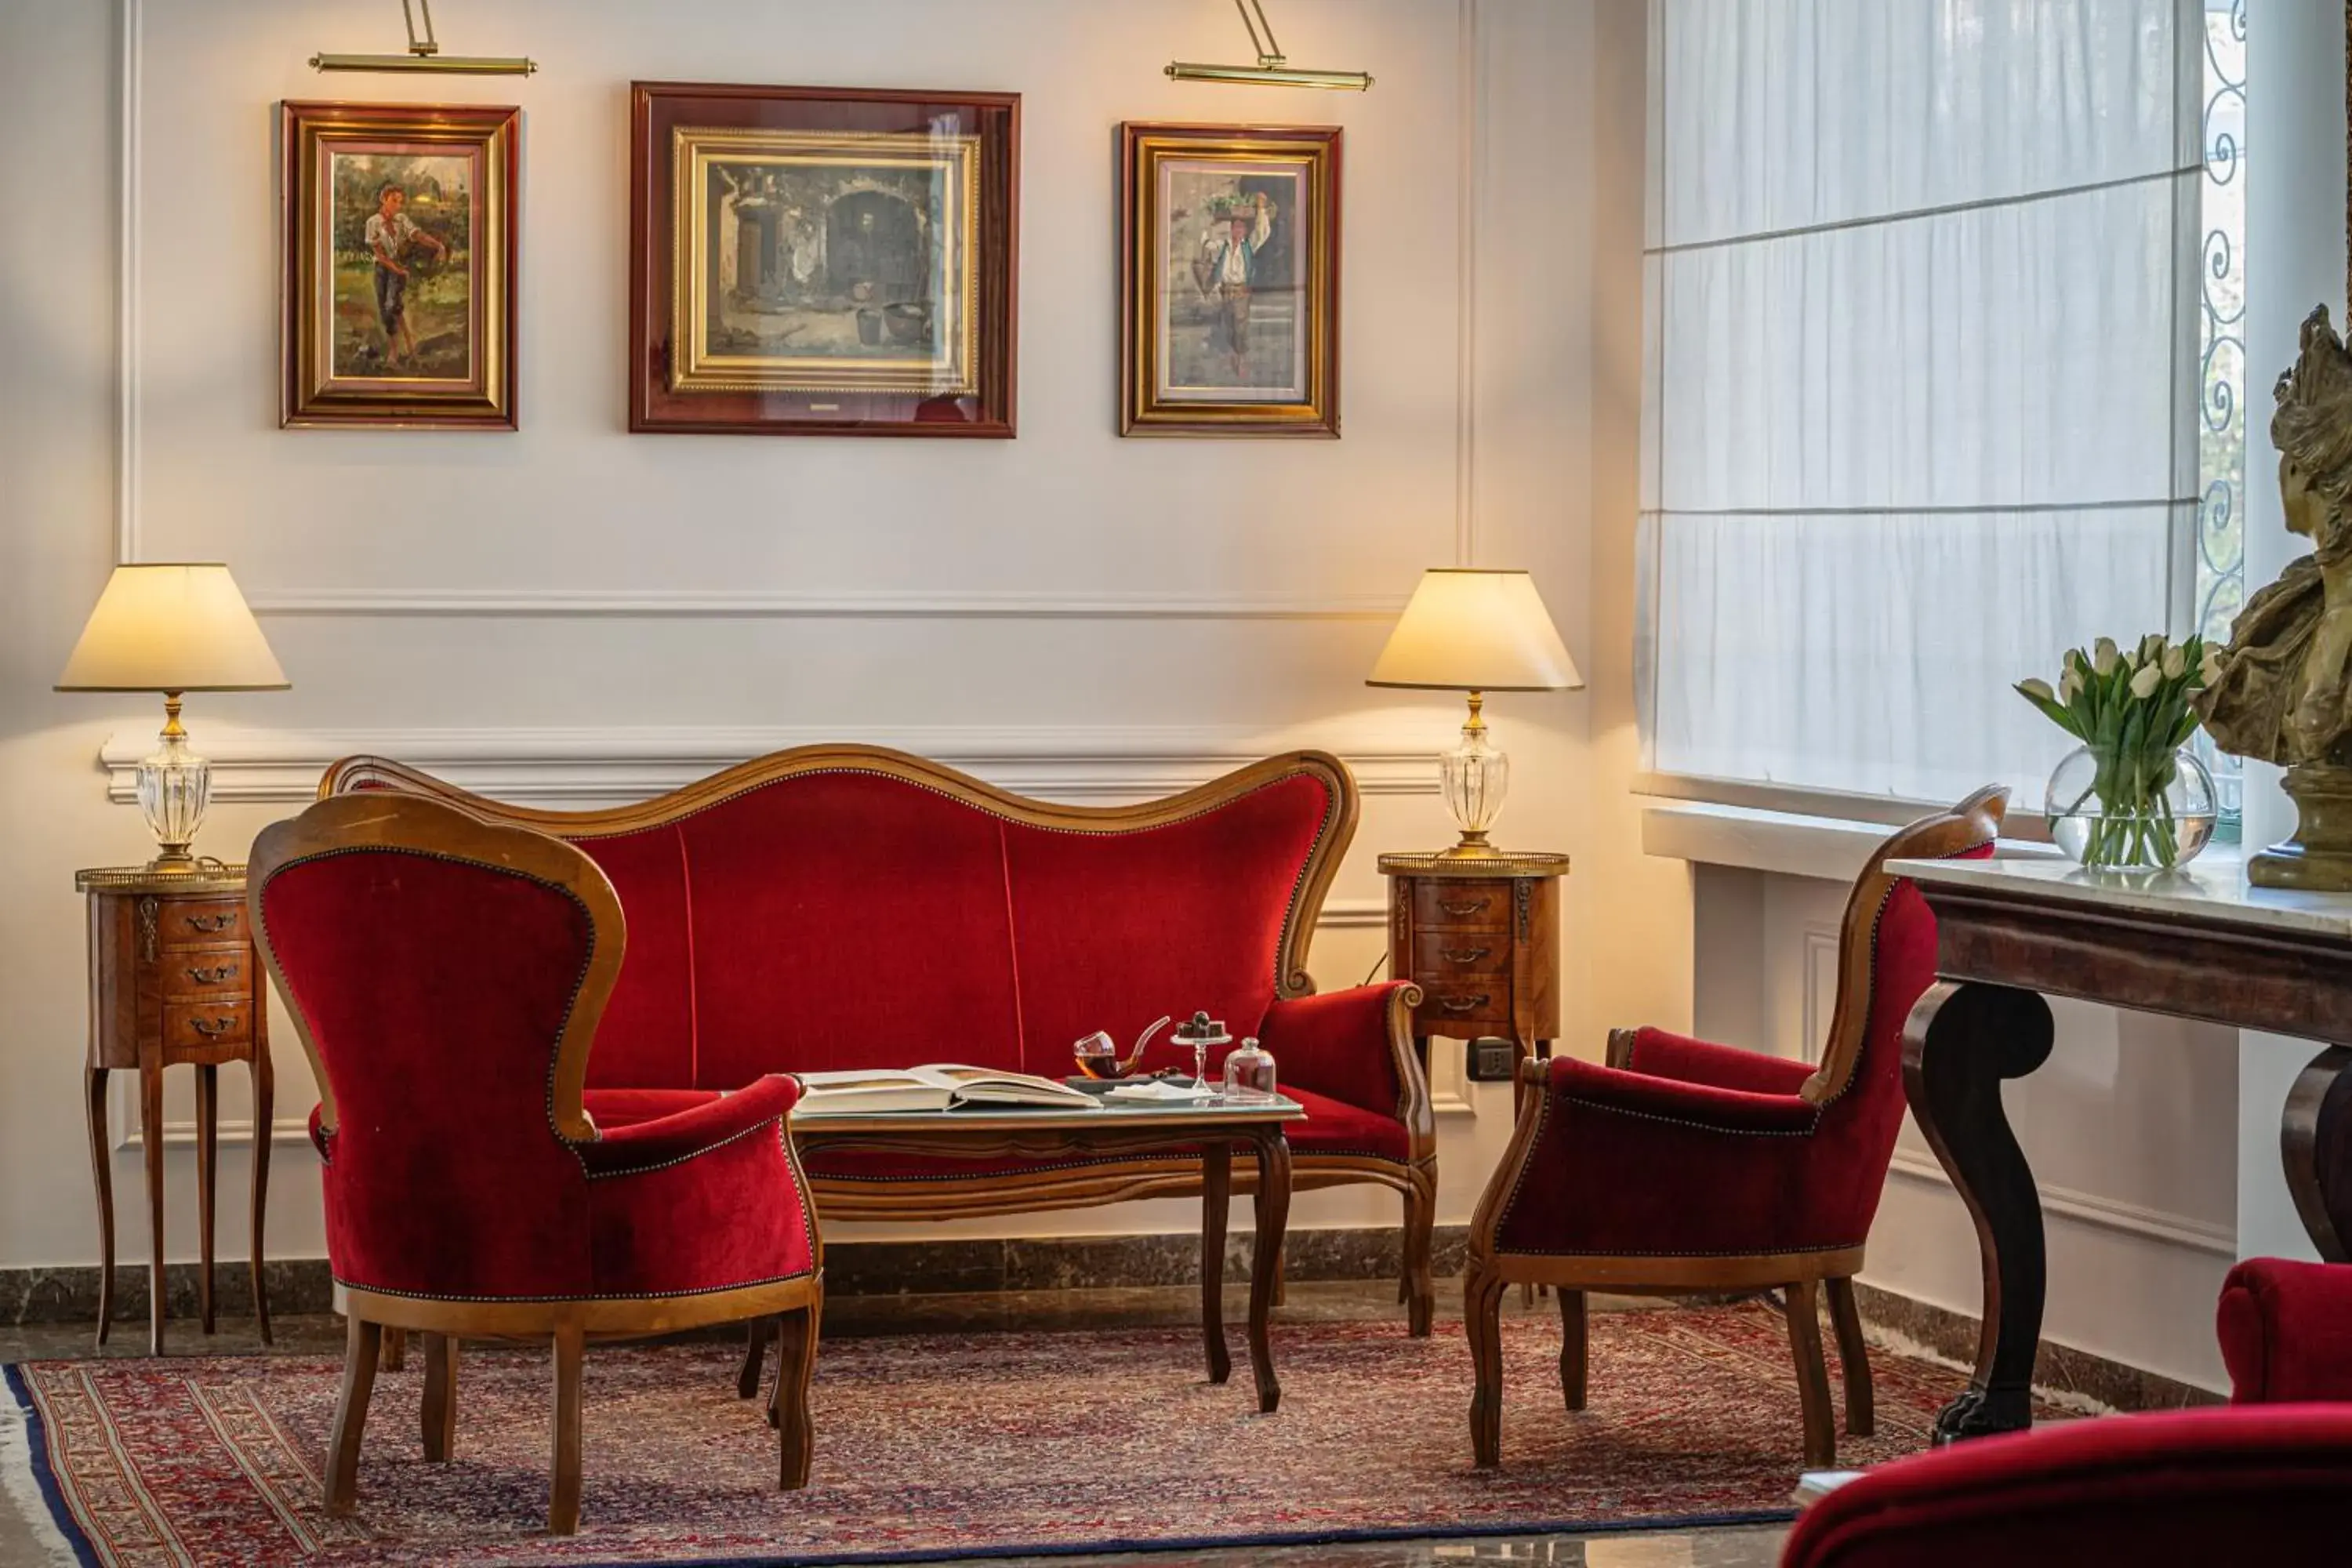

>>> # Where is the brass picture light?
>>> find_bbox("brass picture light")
[1168,0,1373,92]
[311,0,537,76]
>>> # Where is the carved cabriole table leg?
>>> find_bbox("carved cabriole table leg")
[2284,1044,2352,1262]
[1900,979,2056,1443]
[1247,1127,1291,1414]
[1201,1141,1233,1387]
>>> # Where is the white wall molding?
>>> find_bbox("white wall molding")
[1454,0,1481,566]
[1887,1149,2235,1259]
[115,0,142,563]
[1799,924,1838,1056]
[243,587,1409,622]
[101,724,1443,806]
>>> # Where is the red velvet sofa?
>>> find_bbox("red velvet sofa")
[318,744,1439,1329]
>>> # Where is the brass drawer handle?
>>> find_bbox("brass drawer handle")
[1437,994,1491,1014]
[1439,947,1490,965]
[185,963,240,985]
[1438,898,1489,917]
[184,913,237,934]
[190,1016,240,1038]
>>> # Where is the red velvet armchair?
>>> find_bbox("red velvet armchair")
[1777,1405,2352,1567]
[1465,788,2007,1468]
[2217,1257,2352,1403]
[249,794,824,1534]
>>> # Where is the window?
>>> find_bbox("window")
[2195,0,2246,822]
[1639,0,2209,812]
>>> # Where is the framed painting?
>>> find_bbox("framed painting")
[630,82,1021,437]
[280,102,518,430]
[1120,122,1341,438]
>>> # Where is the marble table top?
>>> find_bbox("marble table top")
[1884,847,2352,942]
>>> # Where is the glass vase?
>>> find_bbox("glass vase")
[2043,743,2218,875]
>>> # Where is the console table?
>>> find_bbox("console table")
[1891,851,2352,1443]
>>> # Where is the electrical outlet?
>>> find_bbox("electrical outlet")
[1465,1038,1519,1083]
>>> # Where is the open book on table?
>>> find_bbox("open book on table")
[793,1064,1097,1114]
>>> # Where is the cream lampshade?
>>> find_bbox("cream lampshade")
[56,564,289,872]
[1367,568,1581,858]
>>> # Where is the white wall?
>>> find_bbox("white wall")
[0,0,1659,1272]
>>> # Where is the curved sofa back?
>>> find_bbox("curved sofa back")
[318,746,1355,1091]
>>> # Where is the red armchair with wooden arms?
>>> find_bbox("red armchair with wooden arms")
[248,794,824,1534]
[2216,1256,2352,1403]
[1464,788,2007,1468]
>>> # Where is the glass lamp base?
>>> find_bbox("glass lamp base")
[136,695,211,870]
[1438,691,1510,855]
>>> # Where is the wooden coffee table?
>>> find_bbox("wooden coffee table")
[790,1093,1304,1411]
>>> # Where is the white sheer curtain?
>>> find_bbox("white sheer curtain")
[1639,0,2204,807]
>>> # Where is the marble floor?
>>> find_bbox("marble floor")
[0,1282,1791,1568]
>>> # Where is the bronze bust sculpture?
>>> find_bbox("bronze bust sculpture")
[2199,304,2352,887]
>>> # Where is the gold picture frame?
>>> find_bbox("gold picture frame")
[668,127,982,398]
[279,101,518,430]
[1120,122,1341,437]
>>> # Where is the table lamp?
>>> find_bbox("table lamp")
[1367,568,1581,859]
[56,563,289,873]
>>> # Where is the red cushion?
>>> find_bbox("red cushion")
[1778,1406,2352,1568]
[1001,773,1336,1080]
[2217,1258,2352,1403]
[583,1087,720,1131]
[1619,1027,1817,1096]
[567,825,697,1091]
[1257,985,1413,1120]
[676,771,1027,1086]
[801,1085,1409,1185]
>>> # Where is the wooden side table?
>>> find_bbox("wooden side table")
[78,866,274,1354]
[1378,851,1568,1083]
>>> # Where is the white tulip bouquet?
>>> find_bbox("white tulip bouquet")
[2015,633,2222,870]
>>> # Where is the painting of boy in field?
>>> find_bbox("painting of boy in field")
[328,149,473,380]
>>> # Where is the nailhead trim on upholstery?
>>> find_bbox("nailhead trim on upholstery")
[331,1264,818,1305]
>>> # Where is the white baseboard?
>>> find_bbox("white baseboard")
[1886,1148,2235,1258]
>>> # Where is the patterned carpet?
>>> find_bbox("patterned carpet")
[5,1302,1998,1566]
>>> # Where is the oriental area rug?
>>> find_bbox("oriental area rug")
[4,1303,2024,1567]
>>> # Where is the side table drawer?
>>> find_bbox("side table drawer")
[1412,935,1510,978]
[1414,982,1511,1026]
[1412,882,1512,931]
[162,998,252,1059]
[156,899,247,950]
[162,946,252,998]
